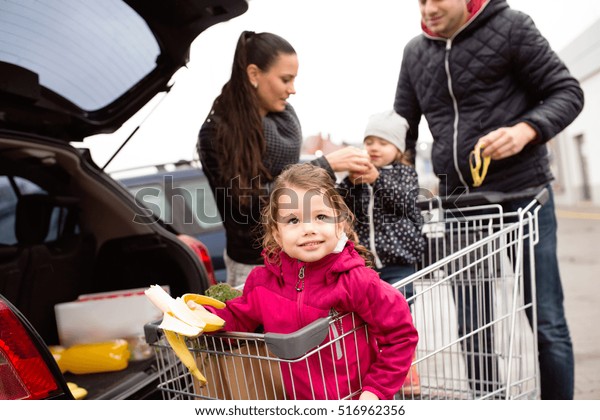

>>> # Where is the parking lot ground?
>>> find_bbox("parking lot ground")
[556,204,600,400]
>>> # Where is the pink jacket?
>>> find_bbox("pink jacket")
[213,242,418,400]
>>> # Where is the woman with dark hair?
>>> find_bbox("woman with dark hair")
[198,31,372,286]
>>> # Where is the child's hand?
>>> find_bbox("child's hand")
[359,390,379,400]
[349,165,379,185]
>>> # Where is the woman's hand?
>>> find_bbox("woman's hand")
[324,146,373,173]
[348,165,379,185]
[359,390,379,400]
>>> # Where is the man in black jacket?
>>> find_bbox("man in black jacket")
[394,0,583,399]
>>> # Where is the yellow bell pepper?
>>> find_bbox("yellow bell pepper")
[55,339,130,375]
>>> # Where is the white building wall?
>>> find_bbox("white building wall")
[559,75,600,205]
[554,18,600,206]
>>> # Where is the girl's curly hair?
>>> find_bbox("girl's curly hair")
[261,163,374,267]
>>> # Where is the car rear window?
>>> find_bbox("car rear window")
[0,0,159,111]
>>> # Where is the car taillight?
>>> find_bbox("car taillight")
[0,299,61,399]
[178,234,217,286]
[197,245,217,286]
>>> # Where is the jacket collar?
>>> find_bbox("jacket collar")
[264,241,365,284]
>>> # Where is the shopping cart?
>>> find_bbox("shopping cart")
[395,189,546,400]
[145,190,545,400]
[144,312,369,400]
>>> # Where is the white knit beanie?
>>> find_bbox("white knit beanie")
[363,110,409,152]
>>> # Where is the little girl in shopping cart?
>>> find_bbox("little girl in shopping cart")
[208,163,418,400]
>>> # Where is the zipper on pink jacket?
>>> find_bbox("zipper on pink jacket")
[295,265,305,292]
[295,262,306,329]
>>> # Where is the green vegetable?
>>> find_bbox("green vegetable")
[204,283,242,303]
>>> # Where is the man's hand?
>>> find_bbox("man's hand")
[477,122,537,160]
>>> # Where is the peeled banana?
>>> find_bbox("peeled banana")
[159,311,202,337]
[144,285,225,386]
[185,301,226,332]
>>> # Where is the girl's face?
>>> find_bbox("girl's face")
[364,136,400,168]
[249,53,298,116]
[273,187,344,263]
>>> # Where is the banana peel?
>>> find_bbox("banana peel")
[183,293,226,310]
[144,285,225,386]
[159,312,202,337]
[469,142,491,187]
[163,330,207,385]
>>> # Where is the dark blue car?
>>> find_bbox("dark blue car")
[115,161,227,283]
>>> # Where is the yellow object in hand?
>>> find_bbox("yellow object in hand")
[469,143,491,187]
[144,285,226,386]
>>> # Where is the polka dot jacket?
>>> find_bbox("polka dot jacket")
[338,163,425,268]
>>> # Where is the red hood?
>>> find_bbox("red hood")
[421,0,488,38]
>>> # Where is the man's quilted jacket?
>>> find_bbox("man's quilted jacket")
[394,0,584,195]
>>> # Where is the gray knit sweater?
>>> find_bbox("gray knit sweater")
[198,104,333,264]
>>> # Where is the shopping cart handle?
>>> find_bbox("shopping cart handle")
[144,320,162,345]
[534,188,549,206]
[417,186,547,209]
[264,317,331,360]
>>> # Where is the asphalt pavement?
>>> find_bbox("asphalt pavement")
[555,204,600,400]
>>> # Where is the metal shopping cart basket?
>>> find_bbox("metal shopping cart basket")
[394,189,546,400]
[144,311,370,400]
[145,190,545,401]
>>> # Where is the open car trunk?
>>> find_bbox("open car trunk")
[0,0,249,399]
[0,135,209,398]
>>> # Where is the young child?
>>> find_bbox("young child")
[339,110,425,286]
[338,110,425,397]
[209,163,418,400]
